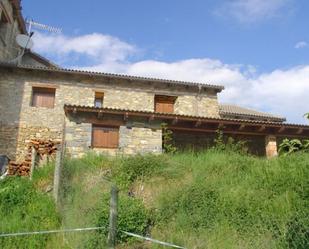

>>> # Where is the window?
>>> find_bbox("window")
[154,95,177,114]
[31,87,56,108]
[92,125,119,148]
[94,92,104,108]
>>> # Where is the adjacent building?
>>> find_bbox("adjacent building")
[0,1,308,163]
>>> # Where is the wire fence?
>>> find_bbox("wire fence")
[0,227,186,249]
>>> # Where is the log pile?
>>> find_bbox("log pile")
[8,139,60,176]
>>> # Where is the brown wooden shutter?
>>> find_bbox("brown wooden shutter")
[92,126,119,148]
[32,87,55,108]
[155,95,176,113]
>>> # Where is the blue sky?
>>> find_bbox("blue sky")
[22,0,309,123]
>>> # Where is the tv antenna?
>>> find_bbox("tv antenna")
[9,19,62,65]
[26,19,62,34]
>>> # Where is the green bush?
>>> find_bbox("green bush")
[113,154,169,189]
[213,130,248,154]
[86,193,150,248]
[157,181,220,229]
[279,139,309,155]
[0,177,60,249]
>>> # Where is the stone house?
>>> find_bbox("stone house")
[1,63,309,162]
[0,1,308,162]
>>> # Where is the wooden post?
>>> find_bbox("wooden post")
[29,147,37,180]
[107,185,118,249]
[53,145,62,205]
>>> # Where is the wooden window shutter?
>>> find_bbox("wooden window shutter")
[155,95,176,114]
[92,126,119,148]
[32,87,56,108]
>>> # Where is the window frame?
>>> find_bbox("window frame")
[154,95,177,114]
[31,87,56,109]
[91,125,119,149]
[94,92,104,108]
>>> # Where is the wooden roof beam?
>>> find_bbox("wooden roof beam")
[218,123,225,129]
[239,124,246,131]
[97,110,103,118]
[258,125,266,132]
[278,126,285,133]
[172,117,178,125]
[195,119,202,127]
[296,128,304,134]
[148,114,155,122]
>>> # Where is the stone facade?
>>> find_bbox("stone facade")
[0,0,23,61]
[0,68,220,160]
[265,135,278,158]
[119,126,162,155]
[65,119,92,158]
[174,94,220,118]
[65,118,162,158]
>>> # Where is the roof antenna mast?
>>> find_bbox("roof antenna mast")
[9,19,62,65]
[26,19,62,34]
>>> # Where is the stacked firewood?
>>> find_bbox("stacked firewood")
[8,160,31,176]
[8,139,60,176]
[27,139,60,160]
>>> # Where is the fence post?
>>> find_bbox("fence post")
[107,184,118,249]
[29,146,37,180]
[53,145,62,205]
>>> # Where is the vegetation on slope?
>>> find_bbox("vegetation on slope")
[0,169,60,249]
[0,150,308,249]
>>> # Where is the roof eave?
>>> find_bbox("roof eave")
[0,63,225,91]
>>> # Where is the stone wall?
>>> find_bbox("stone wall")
[0,125,18,159]
[119,126,162,155]
[15,126,62,161]
[103,89,154,112]
[0,0,21,61]
[174,94,220,118]
[0,72,24,160]
[265,135,278,158]
[64,119,162,158]
[0,68,220,160]
[65,119,92,158]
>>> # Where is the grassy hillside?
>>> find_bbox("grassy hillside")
[0,150,308,249]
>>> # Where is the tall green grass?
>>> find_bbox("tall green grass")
[0,151,308,248]
[0,175,60,249]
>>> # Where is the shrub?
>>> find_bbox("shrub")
[279,138,309,155]
[161,122,177,154]
[0,177,60,249]
[157,181,220,229]
[214,129,248,154]
[113,154,169,189]
[86,193,150,247]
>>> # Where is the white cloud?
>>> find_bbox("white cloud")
[32,32,137,64]
[32,32,309,124]
[215,0,291,23]
[295,41,308,49]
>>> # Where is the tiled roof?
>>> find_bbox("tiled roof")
[219,104,286,122]
[0,63,224,91]
[64,105,309,129]
[23,51,59,68]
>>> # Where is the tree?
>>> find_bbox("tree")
[304,113,309,121]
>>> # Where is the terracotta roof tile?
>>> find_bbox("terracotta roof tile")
[219,104,286,122]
